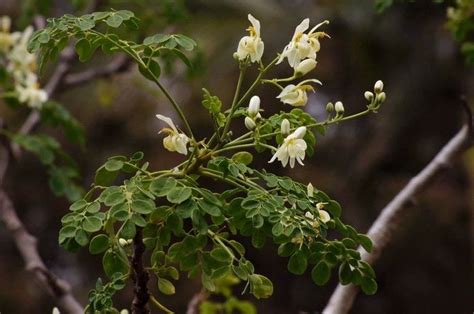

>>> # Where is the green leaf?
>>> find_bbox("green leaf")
[77,18,95,30]
[158,278,176,295]
[210,247,232,263]
[174,34,196,51]
[104,191,126,207]
[95,165,118,186]
[132,199,155,214]
[103,249,129,278]
[89,234,110,254]
[231,152,253,165]
[311,261,331,286]
[74,229,89,246]
[288,251,308,275]
[83,216,103,232]
[338,262,352,285]
[104,159,124,171]
[150,177,177,196]
[250,274,273,299]
[166,187,192,204]
[119,220,136,239]
[357,234,373,253]
[70,199,87,211]
[361,277,378,295]
[139,58,161,81]
[106,14,124,28]
[75,38,93,62]
[325,200,342,218]
[201,88,222,114]
[198,200,221,217]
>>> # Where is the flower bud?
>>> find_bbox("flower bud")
[281,119,290,136]
[255,112,262,121]
[318,210,331,223]
[335,101,344,114]
[374,80,384,93]
[52,307,60,314]
[364,91,374,102]
[119,238,128,247]
[295,59,317,76]
[316,202,325,210]
[307,182,314,197]
[376,92,386,103]
[248,95,260,118]
[244,116,256,130]
[326,102,334,113]
[120,310,129,314]
[293,126,307,139]
[305,211,315,219]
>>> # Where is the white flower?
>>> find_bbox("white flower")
[281,118,290,136]
[277,19,329,69]
[304,211,314,220]
[295,59,317,76]
[156,114,190,155]
[235,14,264,63]
[269,126,307,168]
[247,95,260,117]
[374,80,384,93]
[244,116,256,130]
[120,310,129,314]
[334,101,344,114]
[277,80,321,107]
[364,91,374,101]
[15,81,48,108]
[318,210,330,223]
[0,16,15,53]
[307,182,314,197]
[52,307,60,314]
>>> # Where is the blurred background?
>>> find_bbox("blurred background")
[0,0,473,313]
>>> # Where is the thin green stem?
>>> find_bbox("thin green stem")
[89,30,194,138]
[219,56,279,145]
[150,295,174,314]
[199,169,246,190]
[220,67,246,143]
[213,143,256,155]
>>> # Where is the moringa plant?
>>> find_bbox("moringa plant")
[27,11,386,313]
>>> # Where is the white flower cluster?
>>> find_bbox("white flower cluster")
[0,16,47,109]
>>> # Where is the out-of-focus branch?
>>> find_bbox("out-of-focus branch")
[186,290,208,314]
[0,141,83,313]
[63,54,131,87]
[0,190,84,314]
[323,122,472,314]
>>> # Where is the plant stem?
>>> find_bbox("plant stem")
[131,228,150,314]
[219,67,246,143]
[150,295,174,314]
[213,143,256,155]
[219,57,279,145]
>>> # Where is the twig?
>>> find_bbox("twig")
[0,179,83,313]
[131,228,150,314]
[186,290,208,314]
[322,123,472,314]
[63,54,131,87]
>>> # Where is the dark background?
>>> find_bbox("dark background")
[0,0,473,313]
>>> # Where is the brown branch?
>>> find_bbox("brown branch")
[0,187,83,313]
[322,124,472,314]
[186,290,209,314]
[131,228,150,314]
[63,54,131,87]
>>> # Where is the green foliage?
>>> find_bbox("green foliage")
[10,133,83,201]
[200,275,257,314]
[25,9,383,312]
[28,10,197,79]
[447,0,474,65]
[86,275,126,313]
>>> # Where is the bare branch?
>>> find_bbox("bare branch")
[0,187,83,313]
[186,290,208,314]
[131,228,150,314]
[63,54,131,87]
[323,124,472,314]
